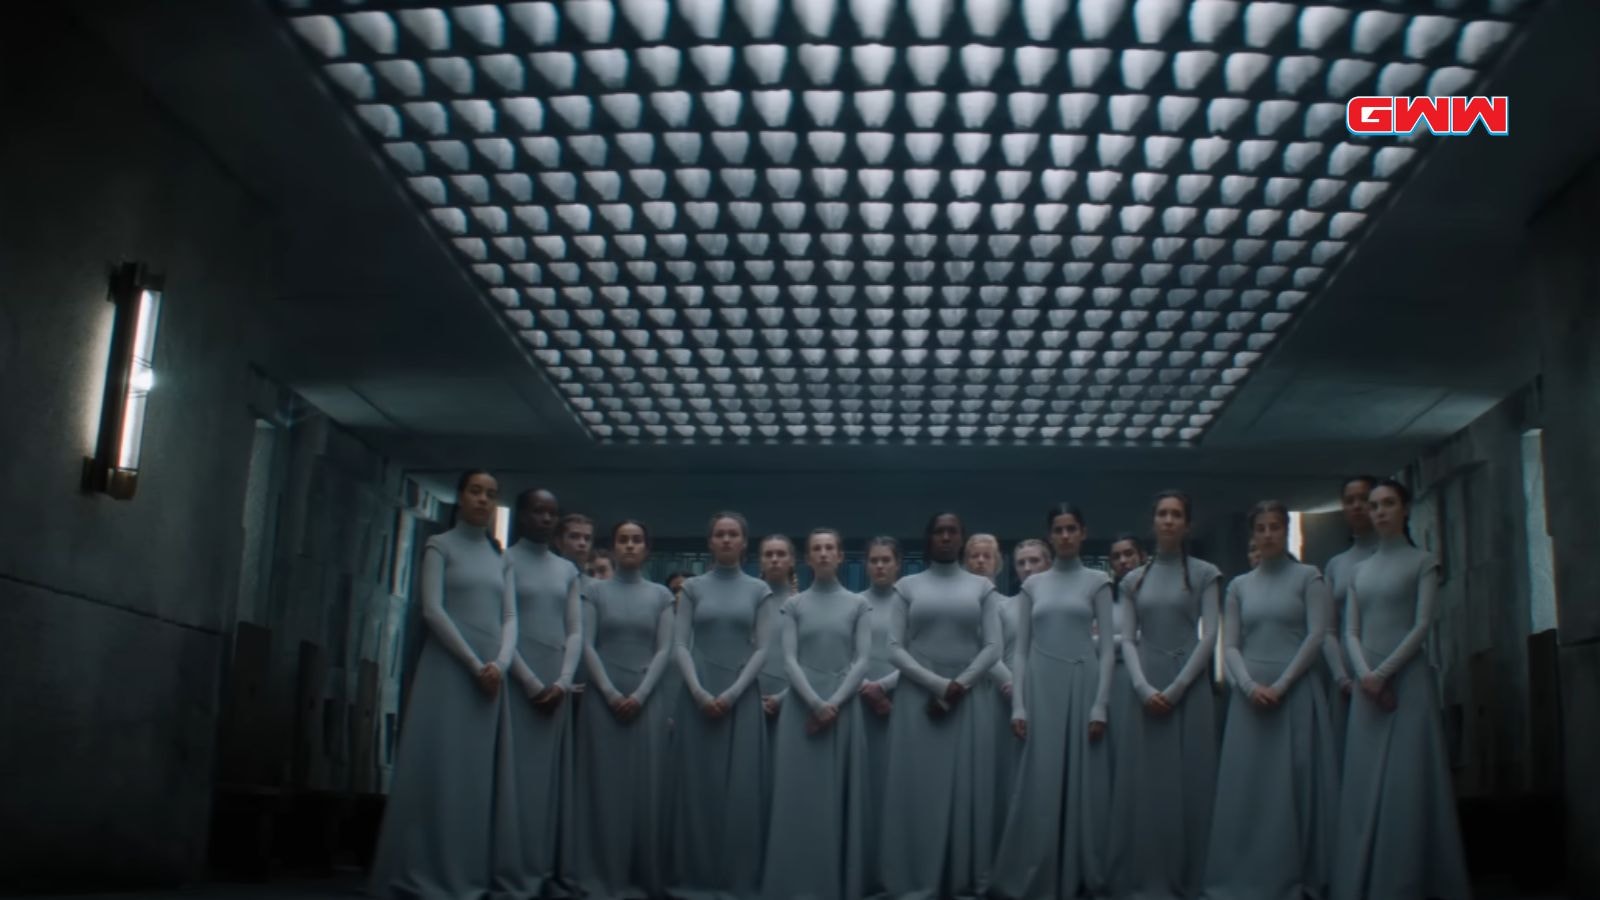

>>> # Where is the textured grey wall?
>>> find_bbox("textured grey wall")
[0,10,270,889]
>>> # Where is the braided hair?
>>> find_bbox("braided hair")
[1133,490,1195,598]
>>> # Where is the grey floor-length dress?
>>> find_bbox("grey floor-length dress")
[876,561,1002,900]
[1110,554,1222,900]
[989,557,1117,900]
[763,581,872,900]
[494,539,584,900]
[1321,534,1378,754]
[371,522,517,900]
[988,594,1023,816]
[573,569,676,900]
[860,585,899,894]
[1331,537,1470,900]
[667,565,777,900]
[1203,556,1338,900]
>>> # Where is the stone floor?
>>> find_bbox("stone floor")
[7,876,1574,900]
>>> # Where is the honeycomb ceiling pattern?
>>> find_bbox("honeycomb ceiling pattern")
[276,0,1532,446]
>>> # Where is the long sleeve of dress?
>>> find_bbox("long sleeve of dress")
[512,653,545,696]
[632,601,676,703]
[1010,590,1032,723]
[495,565,519,671]
[827,605,873,708]
[1090,582,1116,723]
[1167,577,1221,700]
[783,610,828,712]
[557,578,584,688]
[953,589,1003,688]
[1344,587,1373,680]
[1269,574,1330,695]
[419,544,486,673]
[1121,593,1157,701]
[1322,606,1351,686]
[873,669,901,692]
[583,611,623,705]
[1372,562,1440,680]
[1222,582,1257,695]
[990,658,1014,687]
[723,592,777,705]
[674,586,712,704]
[888,588,951,695]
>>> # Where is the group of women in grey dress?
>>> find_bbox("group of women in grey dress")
[369,469,1470,900]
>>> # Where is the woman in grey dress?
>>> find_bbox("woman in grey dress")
[1320,475,1382,753]
[1203,500,1338,900]
[668,512,778,900]
[877,512,1002,900]
[764,528,873,900]
[758,535,799,719]
[989,539,1052,817]
[494,488,584,900]
[1331,479,1470,900]
[857,536,901,895]
[990,503,1117,900]
[1111,494,1223,900]
[573,520,676,900]
[371,470,517,900]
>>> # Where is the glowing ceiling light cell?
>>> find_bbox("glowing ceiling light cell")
[792,0,838,36]
[755,130,795,164]
[531,171,574,202]
[961,44,1006,87]
[752,90,794,127]
[953,133,992,165]
[1428,66,1479,96]
[956,91,998,129]
[798,43,843,84]
[392,7,449,51]
[636,46,682,86]
[1223,52,1272,93]
[908,0,955,38]
[1282,141,1323,174]
[529,52,576,90]
[803,90,845,127]
[849,0,895,38]
[902,44,947,84]
[342,11,396,55]
[1378,62,1428,96]
[730,201,763,228]
[773,200,806,227]
[1373,146,1417,179]
[767,168,802,197]
[1323,142,1366,177]
[1459,20,1515,65]
[1121,206,1156,232]
[1327,59,1378,97]
[1243,1,1295,47]
[721,166,758,196]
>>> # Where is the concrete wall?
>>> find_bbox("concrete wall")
[0,9,271,889]
[1529,156,1600,897]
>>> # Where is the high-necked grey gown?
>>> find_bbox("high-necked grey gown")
[759,580,795,806]
[988,594,1023,816]
[763,580,872,900]
[876,561,1002,900]
[668,565,777,900]
[860,585,899,894]
[371,522,517,900]
[1110,553,1222,900]
[1331,536,1470,900]
[493,539,583,900]
[1321,533,1378,752]
[1203,555,1338,900]
[573,568,676,900]
[989,556,1117,900]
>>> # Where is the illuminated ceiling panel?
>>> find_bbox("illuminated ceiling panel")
[274,0,1535,447]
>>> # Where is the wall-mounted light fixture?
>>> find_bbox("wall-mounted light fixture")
[84,262,163,500]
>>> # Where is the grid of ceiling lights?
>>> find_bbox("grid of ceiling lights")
[278,0,1530,446]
